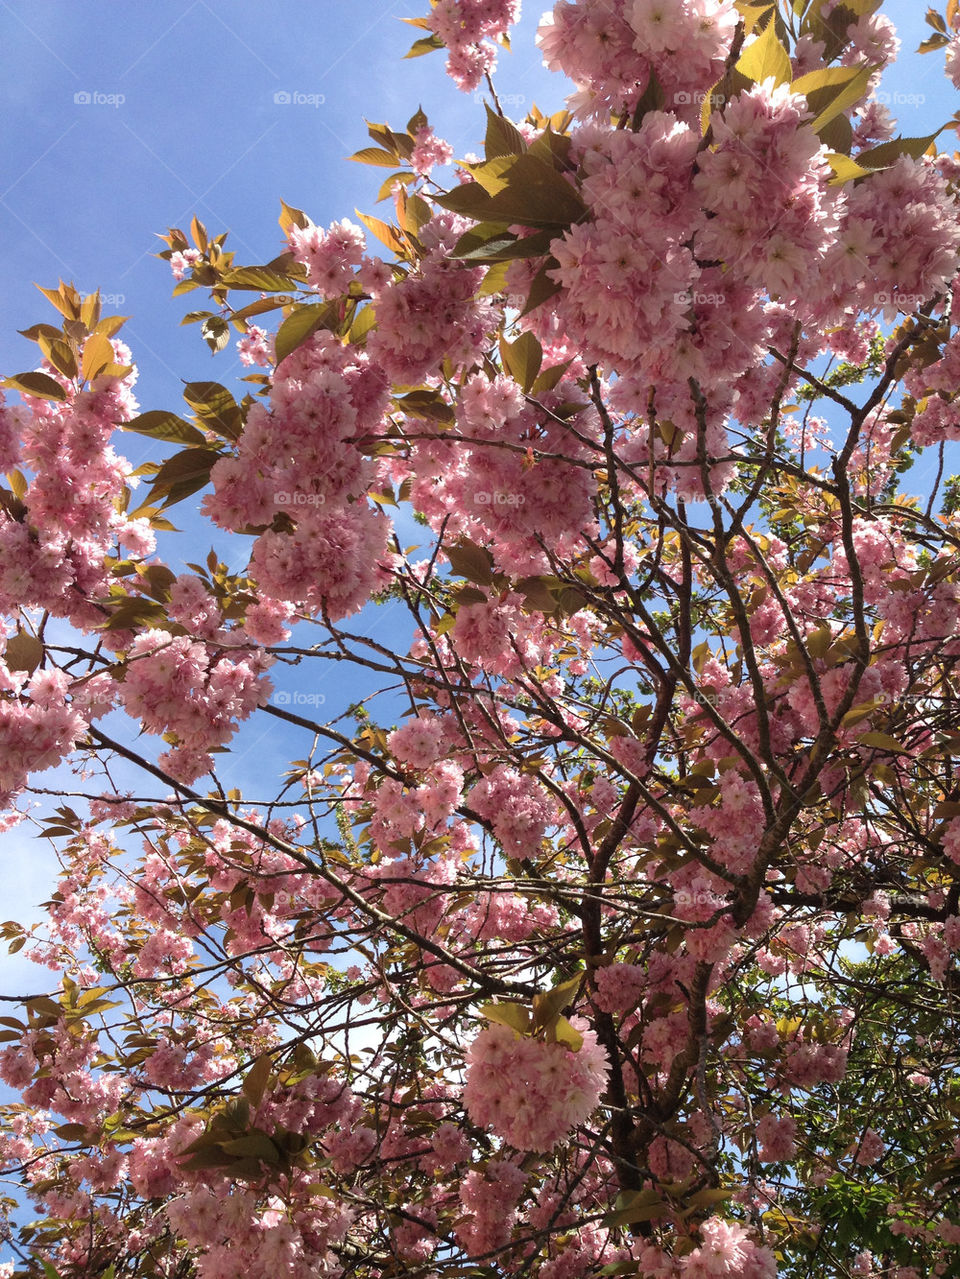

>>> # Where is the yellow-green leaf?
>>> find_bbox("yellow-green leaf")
[858,730,909,753]
[826,152,871,185]
[737,18,792,86]
[809,62,877,134]
[479,1001,530,1034]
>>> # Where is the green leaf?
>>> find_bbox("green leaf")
[125,411,206,447]
[825,152,871,185]
[350,147,403,168]
[808,63,877,134]
[736,17,792,86]
[552,1015,584,1050]
[484,105,528,160]
[857,131,941,169]
[149,446,221,508]
[242,1054,273,1107]
[220,266,299,292]
[858,731,909,753]
[453,224,557,263]
[438,154,586,228]
[201,315,230,354]
[394,389,455,424]
[532,972,582,1032]
[405,33,444,57]
[3,370,68,401]
[603,1187,671,1228]
[350,305,377,344]
[274,302,339,365]
[520,260,563,316]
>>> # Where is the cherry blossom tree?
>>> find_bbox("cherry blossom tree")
[4,1,960,1277]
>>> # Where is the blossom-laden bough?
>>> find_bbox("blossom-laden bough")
[4,1,960,1277]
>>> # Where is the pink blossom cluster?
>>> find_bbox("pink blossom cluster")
[120,629,273,782]
[681,1216,776,1279]
[204,330,394,620]
[537,0,737,121]
[463,1018,609,1151]
[367,214,496,385]
[455,1157,526,1255]
[426,0,521,91]
[469,764,558,859]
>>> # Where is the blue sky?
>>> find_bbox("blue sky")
[0,0,954,980]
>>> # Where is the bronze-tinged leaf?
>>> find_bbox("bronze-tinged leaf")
[102,598,170,632]
[242,1054,273,1107]
[500,330,542,393]
[149,446,221,508]
[81,331,116,383]
[182,381,243,440]
[3,371,68,402]
[278,200,310,234]
[4,630,43,675]
[218,1132,282,1164]
[445,538,495,586]
[521,260,563,316]
[350,147,402,168]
